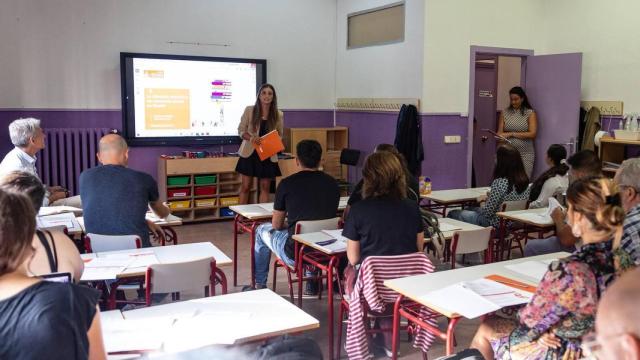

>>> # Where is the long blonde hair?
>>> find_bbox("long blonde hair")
[251,84,279,132]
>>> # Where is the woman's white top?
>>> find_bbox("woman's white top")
[528,174,569,209]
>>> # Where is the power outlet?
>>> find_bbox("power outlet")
[444,135,461,144]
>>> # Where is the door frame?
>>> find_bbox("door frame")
[467,46,534,187]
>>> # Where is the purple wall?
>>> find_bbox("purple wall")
[0,109,333,180]
[335,111,468,190]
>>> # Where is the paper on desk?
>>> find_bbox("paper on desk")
[164,313,245,350]
[81,258,131,281]
[420,278,531,319]
[102,252,159,268]
[37,212,81,232]
[239,205,269,215]
[439,222,463,233]
[38,206,82,216]
[258,203,274,212]
[321,229,348,242]
[545,197,564,216]
[505,260,550,282]
[339,198,348,208]
[516,212,553,225]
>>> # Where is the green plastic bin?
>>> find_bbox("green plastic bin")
[167,176,190,186]
[194,175,217,185]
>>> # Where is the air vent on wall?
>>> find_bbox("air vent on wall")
[335,98,420,112]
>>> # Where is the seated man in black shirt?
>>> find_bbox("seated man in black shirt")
[247,139,340,291]
[80,134,170,248]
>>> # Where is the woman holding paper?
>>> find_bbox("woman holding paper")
[470,177,627,360]
[497,86,537,178]
[236,84,284,204]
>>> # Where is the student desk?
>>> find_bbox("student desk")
[291,231,346,360]
[101,289,319,356]
[229,197,349,288]
[384,252,568,356]
[75,213,183,246]
[421,187,490,216]
[496,208,555,260]
[81,242,231,309]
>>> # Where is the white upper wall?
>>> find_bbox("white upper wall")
[541,0,640,112]
[0,0,337,109]
[336,0,424,102]
[422,0,543,113]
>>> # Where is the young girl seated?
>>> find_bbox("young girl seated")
[448,144,530,228]
[470,176,624,359]
[528,144,569,209]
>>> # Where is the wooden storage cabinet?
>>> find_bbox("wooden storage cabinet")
[284,127,349,180]
[158,157,257,223]
[598,136,640,176]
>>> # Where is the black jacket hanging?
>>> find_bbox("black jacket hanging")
[394,104,424,176]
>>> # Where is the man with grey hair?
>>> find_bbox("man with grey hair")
[0,118,67,205]
[614,157,640,264]
[80,134,170,247]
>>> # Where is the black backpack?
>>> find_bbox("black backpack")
[408,189,446,260]
[254,335,323,360]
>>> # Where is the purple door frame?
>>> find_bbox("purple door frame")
[467,46,534,187]
[472,58,498,187]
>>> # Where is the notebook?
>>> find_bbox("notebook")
[253,130,285,161]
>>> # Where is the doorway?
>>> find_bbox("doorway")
[471,55,524,187]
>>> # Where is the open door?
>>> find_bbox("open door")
[525,53,582,178]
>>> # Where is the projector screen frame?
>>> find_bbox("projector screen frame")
[120,52,267,147]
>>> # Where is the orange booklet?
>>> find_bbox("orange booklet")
[253,130,285,161]
[485,274,537,294]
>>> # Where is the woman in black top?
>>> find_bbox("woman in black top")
[0,189,106,360]
[346,143,419,213]
[343,151,424,266]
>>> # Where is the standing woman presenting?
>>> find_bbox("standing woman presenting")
[498,86,538,178]
[236,84,284,204]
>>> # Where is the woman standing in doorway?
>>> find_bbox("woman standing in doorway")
[497,86,537,178]
[236,84,284,204]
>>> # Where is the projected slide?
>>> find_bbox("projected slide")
[132,58,257,138]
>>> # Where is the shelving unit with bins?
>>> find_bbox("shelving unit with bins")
[598,136,640,176]
[283,127,349,180]
[158,157,256,223]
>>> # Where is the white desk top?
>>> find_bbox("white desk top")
[76,213,183,234]
[230,196,349,220]
[421,187,490,203]
[497,208,554,227]
[101,289,319,354]
[384,252,569,318]
[438,218,486,240]
[292,231,346,255]
[80,242,232,280]
[37,212,84,234]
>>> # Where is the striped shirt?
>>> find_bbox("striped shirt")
[345,253,437,359]
[621,204,640,265]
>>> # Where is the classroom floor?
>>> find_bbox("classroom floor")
[167,220,484,359]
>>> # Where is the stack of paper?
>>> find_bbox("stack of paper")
[419,278,532,319]
[38,206,82,216]
[81,258,132,281]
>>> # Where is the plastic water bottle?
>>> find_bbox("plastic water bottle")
[633,113,640,132]
[625,115,632,130]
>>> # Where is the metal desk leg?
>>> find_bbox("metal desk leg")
[327,256,337,360]
[233,214,240,287]
[250,221,258,289]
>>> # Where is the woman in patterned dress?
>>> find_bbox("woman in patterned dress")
[470,176,626,360]
[498,86,538,178]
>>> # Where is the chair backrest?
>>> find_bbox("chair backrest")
[85,233,141,253]
[450,227,494,268]
[501,199,528,212]
[295,217,341,235]
[339,148,361,167]
[146,257,214,301]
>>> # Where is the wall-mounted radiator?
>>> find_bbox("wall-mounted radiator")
[36,128,111,196]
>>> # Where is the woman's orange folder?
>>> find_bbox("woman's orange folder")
[253,130,285,161]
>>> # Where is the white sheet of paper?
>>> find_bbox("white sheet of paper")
[321,229,348,242]
[438,222,463,232]
[516,212,553,225]
[102,252,159,268]
[258,203,274,212]
[339,198,348,208]
[420,283,499,319]
[462,278,532,308]
[238,205,269,215]
[81,258,131,281]
[38,206,82,216]
[545,197,564,216]
[505,260,550,281]
[37,212,80,231]
[101,318,171,353]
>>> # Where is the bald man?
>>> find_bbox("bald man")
[79,134,169,247]
[592,267,640,359]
